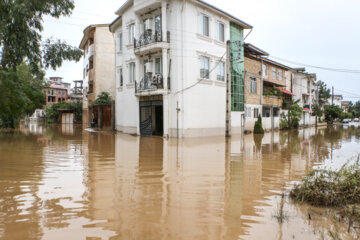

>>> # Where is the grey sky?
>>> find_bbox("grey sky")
[44,0,360,101]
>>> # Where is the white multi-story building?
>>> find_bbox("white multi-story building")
[110,0,252,138]
[291,68,317,126]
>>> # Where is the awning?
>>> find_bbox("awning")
[263,78,285,86]
[303,108,311,112]
[278,88,295,96]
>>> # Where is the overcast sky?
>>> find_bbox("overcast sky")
[43,0,360,101]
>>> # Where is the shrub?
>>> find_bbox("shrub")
[325,105,343,123]
[290,162,360,207]
[280,118,289,130]
[254,115,264,134]
[93,92,112,105]
[44,101,82,123]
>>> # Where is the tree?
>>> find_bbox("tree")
[287,104,302,128]
[44,101,82,124]
[349,101,360,118]
[253,115,264,134]
[0,0,82,76]
[325,105,343,123]
[316,80,331,107]
[93,92,113,105]
[0,1,83,127]
[0,64,45,128]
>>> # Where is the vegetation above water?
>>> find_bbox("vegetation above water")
[290,162,360,207]
[44,101,82,123]
[253,115,264,134]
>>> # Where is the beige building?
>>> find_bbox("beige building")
[244,43,293,132]
[79,24,115,127]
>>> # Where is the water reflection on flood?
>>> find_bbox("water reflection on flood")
[0,124,359,239]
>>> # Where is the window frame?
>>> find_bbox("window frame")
[200,56,210,79]
[216,61,225,81]
[271,67,277,79]
[129,62,135,83]
[128,23,135,44]
[278,69,283,81]
[199,14,209,37]
[119,68,123,87]
[119,32,123,51]
[216,21,225,42]
[250,77,257,94]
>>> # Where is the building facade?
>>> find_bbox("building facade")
[79,24,115,127]
[43,77,71,106]
[110,0,252,137]
[291,68,317,126]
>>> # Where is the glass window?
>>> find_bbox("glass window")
[272,67,276,79]
[216,61,225,81]
[155,57,162,75]
[254,108,259,118]
[129,62,135,83]
[200,56,210,79]
[199,14,209,36]
[129,23,135,44]
[278,69,283,81]
[250,77,257,94]
[245,107,251,117]
[119,33,123,51]
[119,68,123,86]
[262,64,268,77]
[216,22,224,42]
[155,15,161,33]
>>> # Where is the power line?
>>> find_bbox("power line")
[269,55,360,73]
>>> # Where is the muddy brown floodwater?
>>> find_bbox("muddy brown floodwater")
[0,123,360,240]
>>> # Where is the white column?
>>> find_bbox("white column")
[163,94,169,137]
[161,1,167,41]
[162,48,168,90]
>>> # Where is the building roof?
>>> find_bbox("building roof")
[196,0,252,29]
[262,57,291,70]
[79,24,110,49]
[113,0,252,29]
[244,43,269,56]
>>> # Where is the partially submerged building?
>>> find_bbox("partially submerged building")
[109,0,252,137]
[43,77,71,106]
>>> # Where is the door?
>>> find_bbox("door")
[140,103,152,136]
[61,113,74,124]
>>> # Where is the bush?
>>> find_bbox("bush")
[93,92,112,105]
[254,115,264,134]
[280,118,289,130]
[290,162,360,207]
[325,104,343,123]
[44,101,82,123]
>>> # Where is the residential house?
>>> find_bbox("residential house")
[327,94,343,107]
[79,24,115,128]
[291,68,317,126]
[341,100,351,112]
[43,77,71,106]
[109,0,252,137]
[243,44,294,131]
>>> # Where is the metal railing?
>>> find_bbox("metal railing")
[135,74,164,92]
[134,30,170,48]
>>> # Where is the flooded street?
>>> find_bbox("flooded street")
[0,124,359,240]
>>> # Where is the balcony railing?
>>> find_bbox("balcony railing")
[134,30,170,48]
[135,74,163,92]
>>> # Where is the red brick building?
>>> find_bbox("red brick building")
[43,77,71,106]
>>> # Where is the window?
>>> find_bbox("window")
[262,107,271,118]
[200,56,210,79]
[129,62,135,83]
[278,69,283,81]
[129,23,135,44]
[273,108,280,117]
[216,21,224,42]
[155,57,162,74]
[254,108,259,118]
[272,67,276,79]
[216,61,225,81]
[199,14,209,36]
[245,107,251,117]
[119,68,123,86]
[119,33,123,51]
[155,15,161,33]
[262,64,268,76]
[250,77,257,94]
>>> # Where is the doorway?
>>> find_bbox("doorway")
[139,96,163,136]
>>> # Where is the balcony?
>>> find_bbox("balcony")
[263,96,282,107]
[134,31,170,55]
[135,74,169,96]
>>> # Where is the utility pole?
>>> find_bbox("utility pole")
[225,41,231,137]
[315,85,319,128]
[332,86,334,105]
